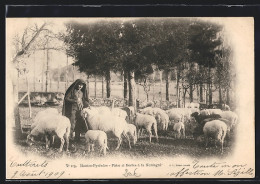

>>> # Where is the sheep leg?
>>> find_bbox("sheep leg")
[59,137,65,152]
[103,145,106,156]
[45,135,50,150]
[86,142,91,152]
[115,137,122,150]
[154,130,159,143]
[148,130,152,143]
[123,132,131,149]
[91,144,95,151]
[64,134,69,152]
[51,135,55,147]
[205,136,208,149]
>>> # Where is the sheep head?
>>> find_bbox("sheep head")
[26,134,34,146]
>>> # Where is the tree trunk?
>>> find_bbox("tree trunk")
[219,85,222,104]
[105,70,111,98]
[176,68,180,108]
[87,75,90,99]
[200,83,203,103]
[226,88,230,105]
[94,75,97,98]
[123,70,128,99]
[183,89,187,108]
[208,67,212,105]
[102,76,104,98]
[45,46,49,92]
[66,54,69,90]
[165,70,169,101]
[13,69,22,137]
[159,71,162,103]
[128,71,136,108]
[209,83,213,105]
[189,84,193,102]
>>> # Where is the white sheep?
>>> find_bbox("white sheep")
[207,109,222,115]
[124,124,137,147]
[81,108,131,150]
[203,120,227,154]
[27,114,71,152]
[186,102,200,109]
[91,106,111,115]
[134,113,158,143]
[85,130,109,156]
[32,108,59,129]
[111,108,128,120]
[139,107,169,132]
[220,111,238,129]
[200,109,210,116]
[173,121,185,139]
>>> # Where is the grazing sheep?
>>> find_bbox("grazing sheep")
[85,130,109,156]
[173,121,185,139]
[203,120,227,154]
[126,124,137,146]
[166,108,192,124]
[32,108,59,129]
[220,111,238,129]
[81,108,131,150]
[140,107,169,132]
[190,112,222,138]
[27,114,70,152]
[121,106,135,124]
[134,113,158,143]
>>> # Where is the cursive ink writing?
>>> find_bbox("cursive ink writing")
[123,168,141,177]
[10,160,49,168]
[11,169,65,179]
[167,168,210,177]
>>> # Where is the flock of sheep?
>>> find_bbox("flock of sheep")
[26,102,238,156]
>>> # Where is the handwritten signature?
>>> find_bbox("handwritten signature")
[123,168,141,177]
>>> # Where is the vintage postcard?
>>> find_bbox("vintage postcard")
[6,17,254,179]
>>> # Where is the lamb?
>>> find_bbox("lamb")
[203,120,228,154]
[81,108,131,150]
[27,114,70,152]
[173,121,185,139]
[134,113,158,143]
[85,130,109,156]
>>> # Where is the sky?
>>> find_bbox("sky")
[6,17,252,80]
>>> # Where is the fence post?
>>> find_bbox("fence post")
[26,76,32,118]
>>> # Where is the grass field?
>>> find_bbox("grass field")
[15,105,236,159]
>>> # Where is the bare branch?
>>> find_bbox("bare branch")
[12,22,47,63]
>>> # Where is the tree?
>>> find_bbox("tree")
[189,21,223,104]
[10,22,50,137]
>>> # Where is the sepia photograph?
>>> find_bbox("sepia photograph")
[6,17,254,179]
